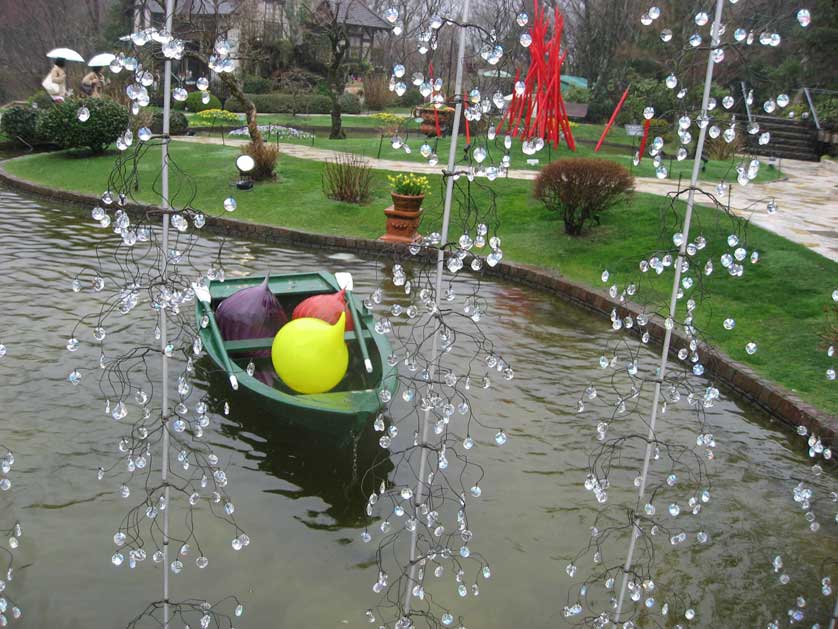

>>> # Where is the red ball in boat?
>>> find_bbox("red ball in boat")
[292,289,354,331]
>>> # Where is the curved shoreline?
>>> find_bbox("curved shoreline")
[0,156,834,441]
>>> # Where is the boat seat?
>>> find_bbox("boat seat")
[224,330,374,353]
[209,274,337,301]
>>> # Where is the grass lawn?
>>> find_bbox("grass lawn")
[186,111,391,130]
[193,119,780,183]
[290,132,779,183]
[183,108,779,183]
[307,134,777,182]
[190,111,636,146]
[4,143,834,414]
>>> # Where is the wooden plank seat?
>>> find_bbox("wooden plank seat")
[208,273,335,301]
[224,330,374,353]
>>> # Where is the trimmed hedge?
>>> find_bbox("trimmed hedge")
[152,111,189,135]
[338,93,362,114]
[397,90,426,109]
[225,92,362,115]
[1,105,44,145]
[39,98,129,153]
[563,86,590,105]
[225,93,332,114]
[173,91,222,112]
[242,75,274,94]
[27,91,56,110]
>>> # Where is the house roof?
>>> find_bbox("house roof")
[148,0,239,15]
[321,0,390,30]
[561,75,589,90]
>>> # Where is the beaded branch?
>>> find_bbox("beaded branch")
[550,1,837,626]
[359,177,510,627]
[0,445,22,624]
[65,4,253,626]
[41,0,837,628]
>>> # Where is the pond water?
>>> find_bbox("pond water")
[0,186,834,627]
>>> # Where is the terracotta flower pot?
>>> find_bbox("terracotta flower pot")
[391,192,424,212]
[380,193,424,243]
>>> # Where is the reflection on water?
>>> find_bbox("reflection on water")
[198,359,393,528]
[0,186,834,627]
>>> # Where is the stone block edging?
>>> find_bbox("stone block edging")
[0,158,834,442]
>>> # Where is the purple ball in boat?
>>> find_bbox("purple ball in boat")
[216,277,288,348]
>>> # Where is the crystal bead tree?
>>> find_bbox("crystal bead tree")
[555,1,838,626]
[357,2,532,627]
[762,289,836,627]
[0,444,22,624]
[66,0,250,625]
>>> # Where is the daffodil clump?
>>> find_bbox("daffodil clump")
[371,112,408,129]
[388,173,430,196]
[193,108,243,125]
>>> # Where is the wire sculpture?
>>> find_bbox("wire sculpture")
[543,1,838,626]
[44,0,835,627]
[0,444,22,624]
[66,2,253,626]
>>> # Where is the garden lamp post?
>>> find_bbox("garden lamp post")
[235,154,255,190]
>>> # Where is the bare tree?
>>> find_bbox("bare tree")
[301,1,355,139]
[467,0,530,96]
[173,1,265,144]
[191,55,265,145]
[131,1,266,145]
[559,0,641,90]
[367,0,450,73]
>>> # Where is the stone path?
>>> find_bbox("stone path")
[177,136,838,261]
[636,158,838,261]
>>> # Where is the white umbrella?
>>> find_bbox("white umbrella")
[88,53,116,67]
[46,47,85,63]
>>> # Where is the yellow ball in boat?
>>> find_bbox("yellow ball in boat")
[271,311,348,394]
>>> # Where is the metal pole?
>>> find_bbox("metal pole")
[403,0,471,614]
[160,0,174,626]
[613,0,724,622]
[803,87,821,130]
[741,81,753,124]
[829,595,838,629]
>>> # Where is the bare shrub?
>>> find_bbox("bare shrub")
[534,158,634,235]
[363,74,392,111]
[240,141,279,181]
[322,154,373,204]
[704,133,744,161]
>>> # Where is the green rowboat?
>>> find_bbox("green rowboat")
[195,272,397,429]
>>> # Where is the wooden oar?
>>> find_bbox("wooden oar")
[335,272,373,374]
[192,282,240,390]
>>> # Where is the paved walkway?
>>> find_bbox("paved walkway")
[637,158,838,261]
[177,136,838,261]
